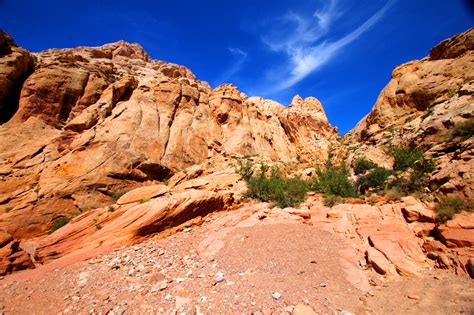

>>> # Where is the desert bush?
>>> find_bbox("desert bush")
[451,118,474,139]
[357,167,392,193]
[383,188,403,202]
[110,190,127,203]
[435,196,472,223]
[312,162,356,198]
[388,145,423,172]
[235,158,253,180]
[389,157,436,194]
[49,217,70,234]
[353,157,377,175]
[246,171,309,208]
[323,194,343,207]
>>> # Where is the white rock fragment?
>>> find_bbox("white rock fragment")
[272,292,281,300]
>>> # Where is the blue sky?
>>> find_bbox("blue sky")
[1,0,473,134]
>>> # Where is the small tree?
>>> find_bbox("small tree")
[388,145,423,172]
[312,161,356,198]
[356,167,392,193]
[353,157,377,175]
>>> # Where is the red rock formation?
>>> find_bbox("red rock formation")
[345,28,474,198]
[0,33,341,243]
[0,31,34,123]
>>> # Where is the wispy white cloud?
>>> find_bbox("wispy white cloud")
[261,0,395,93]
[212,47,248,87]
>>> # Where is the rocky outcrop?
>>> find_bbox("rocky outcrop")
[0,31,34,123]
[0,230,33,275]
[345,28,474,198]
[0,32,341,241]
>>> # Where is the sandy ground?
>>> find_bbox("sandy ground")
[1,211,473,314]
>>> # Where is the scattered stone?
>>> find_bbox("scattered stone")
[272,292,281,300]
[214,272,225,284]
[408,295,420,300]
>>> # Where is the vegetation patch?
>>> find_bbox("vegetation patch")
[312,160,356,198]
[235,157,254,180]
[110,190,127,203]
[353,157,377,175]
[246,169,309,208]
[450,118,474,139]
[387,145,423,172]
[49,217,70,234]
[356,166,392,193]
[323,194,344,207]
[435,196,473,223]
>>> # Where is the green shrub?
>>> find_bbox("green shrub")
[312,162,356,198]
[353,158,377,175]
[388,145,423,172]
[383,188,403,202]
[246,173,309,208]
[357,167,392,193]
[49,217,70,234]
[110,190,127,203]
[235,158,253,180]
[108,205,115,212]
[435,196,472,223]
[323,195,343,207]
[451,118,474,139]
[413,158,436,175]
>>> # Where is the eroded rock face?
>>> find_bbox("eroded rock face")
[345,28,474,199]
[0,31,34,123]
[0,33,342,241]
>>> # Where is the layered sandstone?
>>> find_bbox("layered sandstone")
[345,28,474,198]
[0,33,341,242]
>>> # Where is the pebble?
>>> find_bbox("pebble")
[407,295,420,300]
[284,305,295,313]
[339,311,353,315]
[319,282,327,287]
[214,272,225,284]
[272,292,281,300]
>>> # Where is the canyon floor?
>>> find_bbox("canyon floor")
[1,201,473,315]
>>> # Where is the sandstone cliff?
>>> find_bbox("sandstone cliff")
[0,31,341,241]
[344,28,474,199]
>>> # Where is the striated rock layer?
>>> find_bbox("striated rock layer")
[344,28,474,198]
[0,31,341,241]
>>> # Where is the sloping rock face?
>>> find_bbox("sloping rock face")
[344,28,474,198]
[0,32,341,241]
